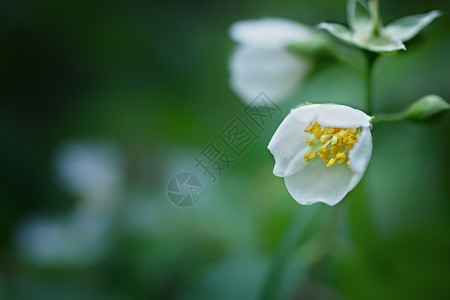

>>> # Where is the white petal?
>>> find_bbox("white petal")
[347,0,371,33]
[317,22,355,46]
[287,104,371,128]
[352,27,406,53]
[348,127,372,190]
[268,109,311,177]
[319,22,406,54]
[384,10,441,42]
[314,104,372,128]
[284,160,353,206]
[229,46,310,104]
[230,18,313,49]
[360,39,406,53]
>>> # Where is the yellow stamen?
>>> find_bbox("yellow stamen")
[305,138,315,147]
[327,158,336,167]
[303,121,360,168]
[330,145,339,155]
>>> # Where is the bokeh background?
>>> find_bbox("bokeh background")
[1,0,449,299]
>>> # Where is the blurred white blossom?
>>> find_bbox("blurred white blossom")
[268,104,372,205]
[229,18,314,104]
[55,140,123,208]
[15,206,111,266]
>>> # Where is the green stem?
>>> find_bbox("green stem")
[303,203,343,277]
[260,205,322,300]
[372,111,406,124]
[364,51,377,115]
[369,0,381,35]
[364,0,381,116]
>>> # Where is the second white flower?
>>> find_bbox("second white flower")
[268,104,373,206]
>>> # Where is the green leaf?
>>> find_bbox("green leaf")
[347,0,372,32]
[317,22,354,45]
[403,94,450,123]
[373,95,450,124]
[384,10,442,42]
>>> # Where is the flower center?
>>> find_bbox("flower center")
[303,121,360,168]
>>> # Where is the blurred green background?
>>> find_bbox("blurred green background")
[0,0,449,299]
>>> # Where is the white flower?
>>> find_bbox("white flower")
[268,104,372,206]
[229,18,314,104]
[318,0,441,53]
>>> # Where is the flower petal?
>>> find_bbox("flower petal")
[313,104,372,128]
[278,104,370,128]
[347,0,371,32]
[268,109,311,177]
[230,18,313,49]
[319,22,406,54]
[317,22,355,46]
[229,46,310,104]
[384,10,441,42]
[348,127,372,190]
[284,160,353,206]
[361,39,406,53]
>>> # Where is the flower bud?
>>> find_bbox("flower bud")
[403,95,449,123]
